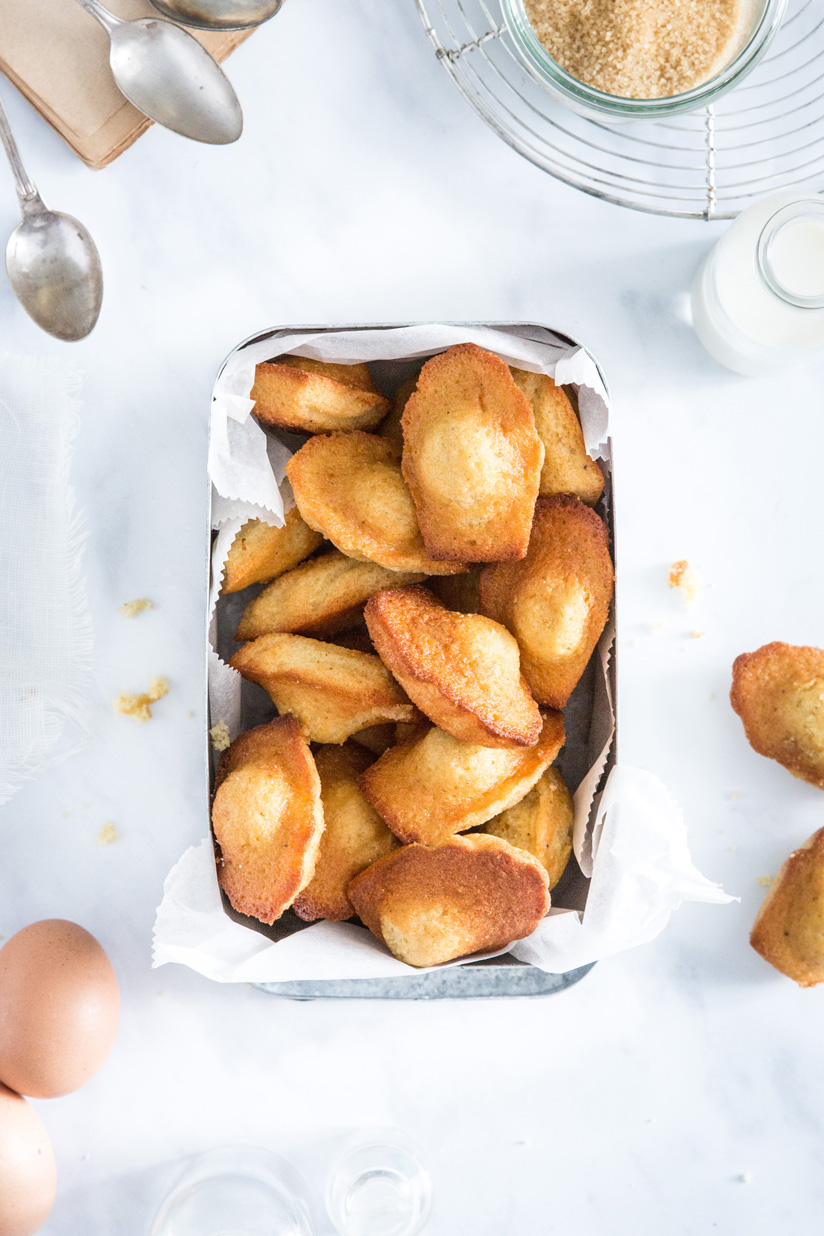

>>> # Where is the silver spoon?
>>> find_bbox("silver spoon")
[150,0,285,32]
[0,94,102,341]
[76,0,243,145]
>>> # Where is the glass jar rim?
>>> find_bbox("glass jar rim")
[502,0,788,117]
[757,197,824,309]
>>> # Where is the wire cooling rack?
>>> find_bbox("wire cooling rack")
[415,0,824,219]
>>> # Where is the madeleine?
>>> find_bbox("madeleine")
[480,494,613,709]
[294,744,399,922]
[230,633,418,744]
[221,509,323,594]
[251,356,389,433]
[751,828,824,986]
[365,584,541,748]
[211,716,324,924]
[510,368,604,505]
[286,431,466,575]
[483,765,574,890]
[359,710,565,846]
[401,343,544,562]
[731,642,824,789]
[236,550,425,641]
[348,834,550,967]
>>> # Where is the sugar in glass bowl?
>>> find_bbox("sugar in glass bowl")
[501,0,788,120]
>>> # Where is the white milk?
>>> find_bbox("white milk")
[691,193,824,376]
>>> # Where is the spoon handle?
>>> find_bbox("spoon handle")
[75,0,120,32]
[0,91,39,208]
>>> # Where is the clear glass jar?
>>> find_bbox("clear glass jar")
[149,1146,315,1236]
[502,0,787,121]
[691,194,824,375]
[325,1129,431,1236]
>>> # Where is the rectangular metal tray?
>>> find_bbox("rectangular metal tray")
[207,322,616,1000]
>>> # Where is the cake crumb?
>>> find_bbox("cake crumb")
[738,1171,753,1184]
[756,875,774,887]
[115,676,169,722]
[120,598,154,618]
[96,821,119,846]
[729,791,743,801]
[210,721,231,752]
[690,630,704,639]
[669,560,700,603]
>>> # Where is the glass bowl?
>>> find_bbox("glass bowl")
[501,0,788,120]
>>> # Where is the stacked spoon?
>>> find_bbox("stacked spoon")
[0,0,246,339]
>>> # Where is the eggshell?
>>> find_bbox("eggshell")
[0,920,119,1099]
[0,1082,56,1236]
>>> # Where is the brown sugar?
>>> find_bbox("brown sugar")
[522,0,743,99]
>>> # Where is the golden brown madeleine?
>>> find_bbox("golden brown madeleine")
[348,834,550,967]
[365,585,541,748]
[236,550,426,641]
[221,509,323,594]
[428,567,482,615]
[211,716,324,924]
[510,368,604,505]
[483,765,573,890]
[359,710,565,846]
[751,828,824,986]
[480,494,614,708]
[230,633,418,744]
[294,744,399,922]
[378,373,418,451]
[251,357,389,434]
[286,432,467,575]
[730,642,824,788]
[401,343,544,562]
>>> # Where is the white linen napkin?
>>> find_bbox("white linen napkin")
[0,355,92,806]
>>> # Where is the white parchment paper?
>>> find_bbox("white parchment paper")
[154,324,731,981]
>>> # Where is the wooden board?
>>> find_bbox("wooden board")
[0,0,252,168]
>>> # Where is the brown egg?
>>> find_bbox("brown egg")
[0,920,120,1099]
[0,1082,56,1236]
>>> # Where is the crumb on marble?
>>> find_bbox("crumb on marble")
[96,821,119,846]
[115,676,169,722]
[708,693,716,701]
[186,710,194,719]
[690,630,704,639]
[209,720,231,752]
[738,1171,752,1184]
[669,559,700,604]
[756,875,774,887]
[61,810,70,819]
[729,791,743,801]
[120,598,154,618]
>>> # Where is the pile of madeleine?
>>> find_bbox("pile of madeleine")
[212,342,613,968]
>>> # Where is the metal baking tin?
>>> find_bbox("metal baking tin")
[207,322,616,999]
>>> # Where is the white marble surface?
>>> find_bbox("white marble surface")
[1,1,823,1232]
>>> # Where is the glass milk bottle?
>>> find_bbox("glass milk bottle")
[691,193,824,376]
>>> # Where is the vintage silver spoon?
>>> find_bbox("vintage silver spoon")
[75,0,243,144]
[150,0,285,31]
[0,94,102,341]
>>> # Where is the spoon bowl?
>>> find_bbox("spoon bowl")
[6,204,103,342]
[150,0,285,31]
[76,0,243,145]
[108,17,243,143]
